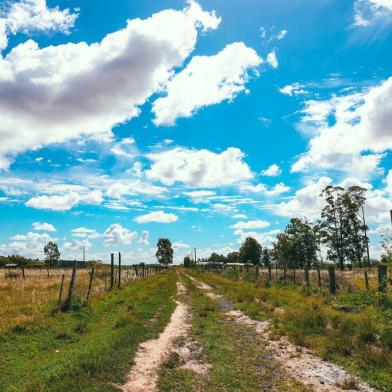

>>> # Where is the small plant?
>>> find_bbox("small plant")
[337,376,358,390]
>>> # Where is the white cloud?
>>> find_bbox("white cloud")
[152,42,262,125]
[292,78,392,178]
[25,190,103,211]
[146,147,253,188]
[261,164,281,176]
[0,1,220,168]
[266,49,278,69]
[232,214,247,219]
[105,181,166,199]
[230,220,270,230]
[64,239,92,250]
[139,230,150,245]
[276,30,288,40]
[134,210,178,224]
[183,190,216,198]
[172,241,190,250]
[272,177,332,218]
[264,182,290,196]
[353,0,392,27]
[239,183,267,193]
[11,231,52,242]
[279,83,306,96]
[71,227,101,239]
[0,0,78,51]
[103,224,137,246]
[233,229,278,247]
[32,221,56,231]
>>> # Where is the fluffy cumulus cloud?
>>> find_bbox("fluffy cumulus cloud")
[0,1,221,168]
[292,77,392,179]
[152,42,262,125]
[71,227,101,239]
[260,164,281,176]
[146,147,253,187]
[25,190,103,211]
[230,220,270,230]
[354,0,392,27]
[134,210,178,224]
[272,177,332,218]
[32,221,56,231]
[103,224,137,246]
[0,0,77,51]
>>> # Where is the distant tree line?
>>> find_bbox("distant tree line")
[189,185,385,270]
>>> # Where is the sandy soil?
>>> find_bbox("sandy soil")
[120,283,188,392]
[120,282,210,392]
[190,276,378,392]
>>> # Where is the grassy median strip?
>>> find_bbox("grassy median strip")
[157,273,309,392]
[188,269,392,392]
[0,271,177,392]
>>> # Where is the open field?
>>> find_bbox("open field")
[186,269,392,391]
[0,270,177,391]
[1,267,392,391]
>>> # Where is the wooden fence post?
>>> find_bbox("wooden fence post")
[268,264,272,282]
[118,252,121,288]
[364,268,369,291]
[21,267,25,279]
[304,265,310,287]
[378,264,388,293]
[317,264,321,288]
[328,265,336,294]
[110,253,114,290]
[255,265,259,283]
[57,273,65,310]
[65,265,77,309]
[86,268,95,303]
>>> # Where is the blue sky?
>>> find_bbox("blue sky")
[0,0,392,263]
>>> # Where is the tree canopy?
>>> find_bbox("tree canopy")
[156,238,173,265]
[44,241,61,267]
[239,237,262,265]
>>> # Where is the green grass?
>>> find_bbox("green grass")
[0,271,177,392]
[157,274,309,392]
[187,269,392,392]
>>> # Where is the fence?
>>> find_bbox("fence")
[197,263,392,295]
[2,253,168,312]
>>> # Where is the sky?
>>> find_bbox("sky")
[0,0,392,264]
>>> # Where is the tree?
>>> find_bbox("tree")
[285,218,319,270]
[239,237,262,265]
[156,238,173,265]
[44,241,60,267]
[261,248,272,267]
[320,185,347,270]
[226,251,240,264]
[380,229,392,263]
[343,186,368,268]
[183,256,195,268]
[209,253,226,263]
[319,185,369,269]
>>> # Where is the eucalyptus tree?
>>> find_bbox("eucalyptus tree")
[320,185,348,270]
[239,237,262,265]
[156,238,173,265]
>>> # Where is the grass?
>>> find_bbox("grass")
[157,273,309,392]
[187,269,392,392]
[0,271,177,392]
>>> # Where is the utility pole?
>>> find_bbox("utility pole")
[194,248,197,263]
[83,247,85,263]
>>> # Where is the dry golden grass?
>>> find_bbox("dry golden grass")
[0,266,137,331]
